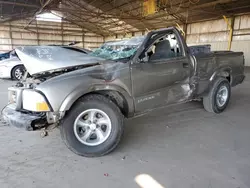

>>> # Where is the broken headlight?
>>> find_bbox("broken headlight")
[22,90,50,112]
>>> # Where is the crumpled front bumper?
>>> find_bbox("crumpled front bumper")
[2,104,44,131]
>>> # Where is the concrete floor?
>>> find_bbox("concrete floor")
[0,70,250,188]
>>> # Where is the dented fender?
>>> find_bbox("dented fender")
[59,83,134,116]
[209,66,232,83]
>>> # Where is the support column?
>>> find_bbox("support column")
[223,16,235,51]
[35,20,40,45]
[176,23,185,38]
[61,21,64,45]
[82,29,85,48]
[183,23,187,41]
[9,22,13,50]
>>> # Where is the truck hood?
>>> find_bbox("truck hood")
[15,46,106,75]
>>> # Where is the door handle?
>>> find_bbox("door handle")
[183,62,189,68]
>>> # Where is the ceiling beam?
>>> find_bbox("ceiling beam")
[65,0,126,35]
[147,0,234,21]
[186,0,234,11]
[49,11,105,36]
[62,12,113,35]
[64,0,139,33]
[100,0,154,30]
[0,12,36,23]
[0,1,40,8]
[24,0,56,29]
[51,7,146,20]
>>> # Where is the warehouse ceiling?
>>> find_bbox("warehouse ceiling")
[1,0,250,36]
[0,0,43,21]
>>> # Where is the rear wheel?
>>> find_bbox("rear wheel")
[60,94,124,157]
[11,65,25,80]
[203,77,231,113]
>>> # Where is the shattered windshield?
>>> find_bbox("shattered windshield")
[91,36,145,60]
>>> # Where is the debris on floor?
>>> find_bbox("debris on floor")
[40,130,48,138]
[139,158,148,163]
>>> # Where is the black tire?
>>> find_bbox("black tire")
[203,77,231,113]
[60,94,124,157]
[11,65,25,80]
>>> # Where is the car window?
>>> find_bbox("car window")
[147,33,182,61]
[90,36,145,60]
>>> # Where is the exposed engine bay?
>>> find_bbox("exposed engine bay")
[17,63,101,89]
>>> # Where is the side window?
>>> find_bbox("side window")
[167,34,182,57]
[147,33,182,61]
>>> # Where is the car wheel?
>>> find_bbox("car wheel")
[11,65,25,80]
[203,77,231,113]
[60,94,124,157]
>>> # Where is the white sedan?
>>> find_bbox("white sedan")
[0,46,91,81]
[0,56,26,80]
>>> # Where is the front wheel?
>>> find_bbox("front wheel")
[60,94,124,157]
[11,65,25,80]
[203,77,231,113]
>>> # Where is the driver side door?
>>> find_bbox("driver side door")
[131,35,191,113]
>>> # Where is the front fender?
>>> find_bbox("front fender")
[59,84,134,115]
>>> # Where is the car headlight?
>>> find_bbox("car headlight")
[22,90,50,112]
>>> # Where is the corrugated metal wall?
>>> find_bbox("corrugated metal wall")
[0,19,104,52]
[187,14,250,66]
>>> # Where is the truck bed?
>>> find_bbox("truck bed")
[194,51,245,95]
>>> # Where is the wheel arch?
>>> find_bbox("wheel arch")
[59,85,134,118]
[209,67,232,85]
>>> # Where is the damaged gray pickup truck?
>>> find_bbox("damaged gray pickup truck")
[2,27,245,157]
